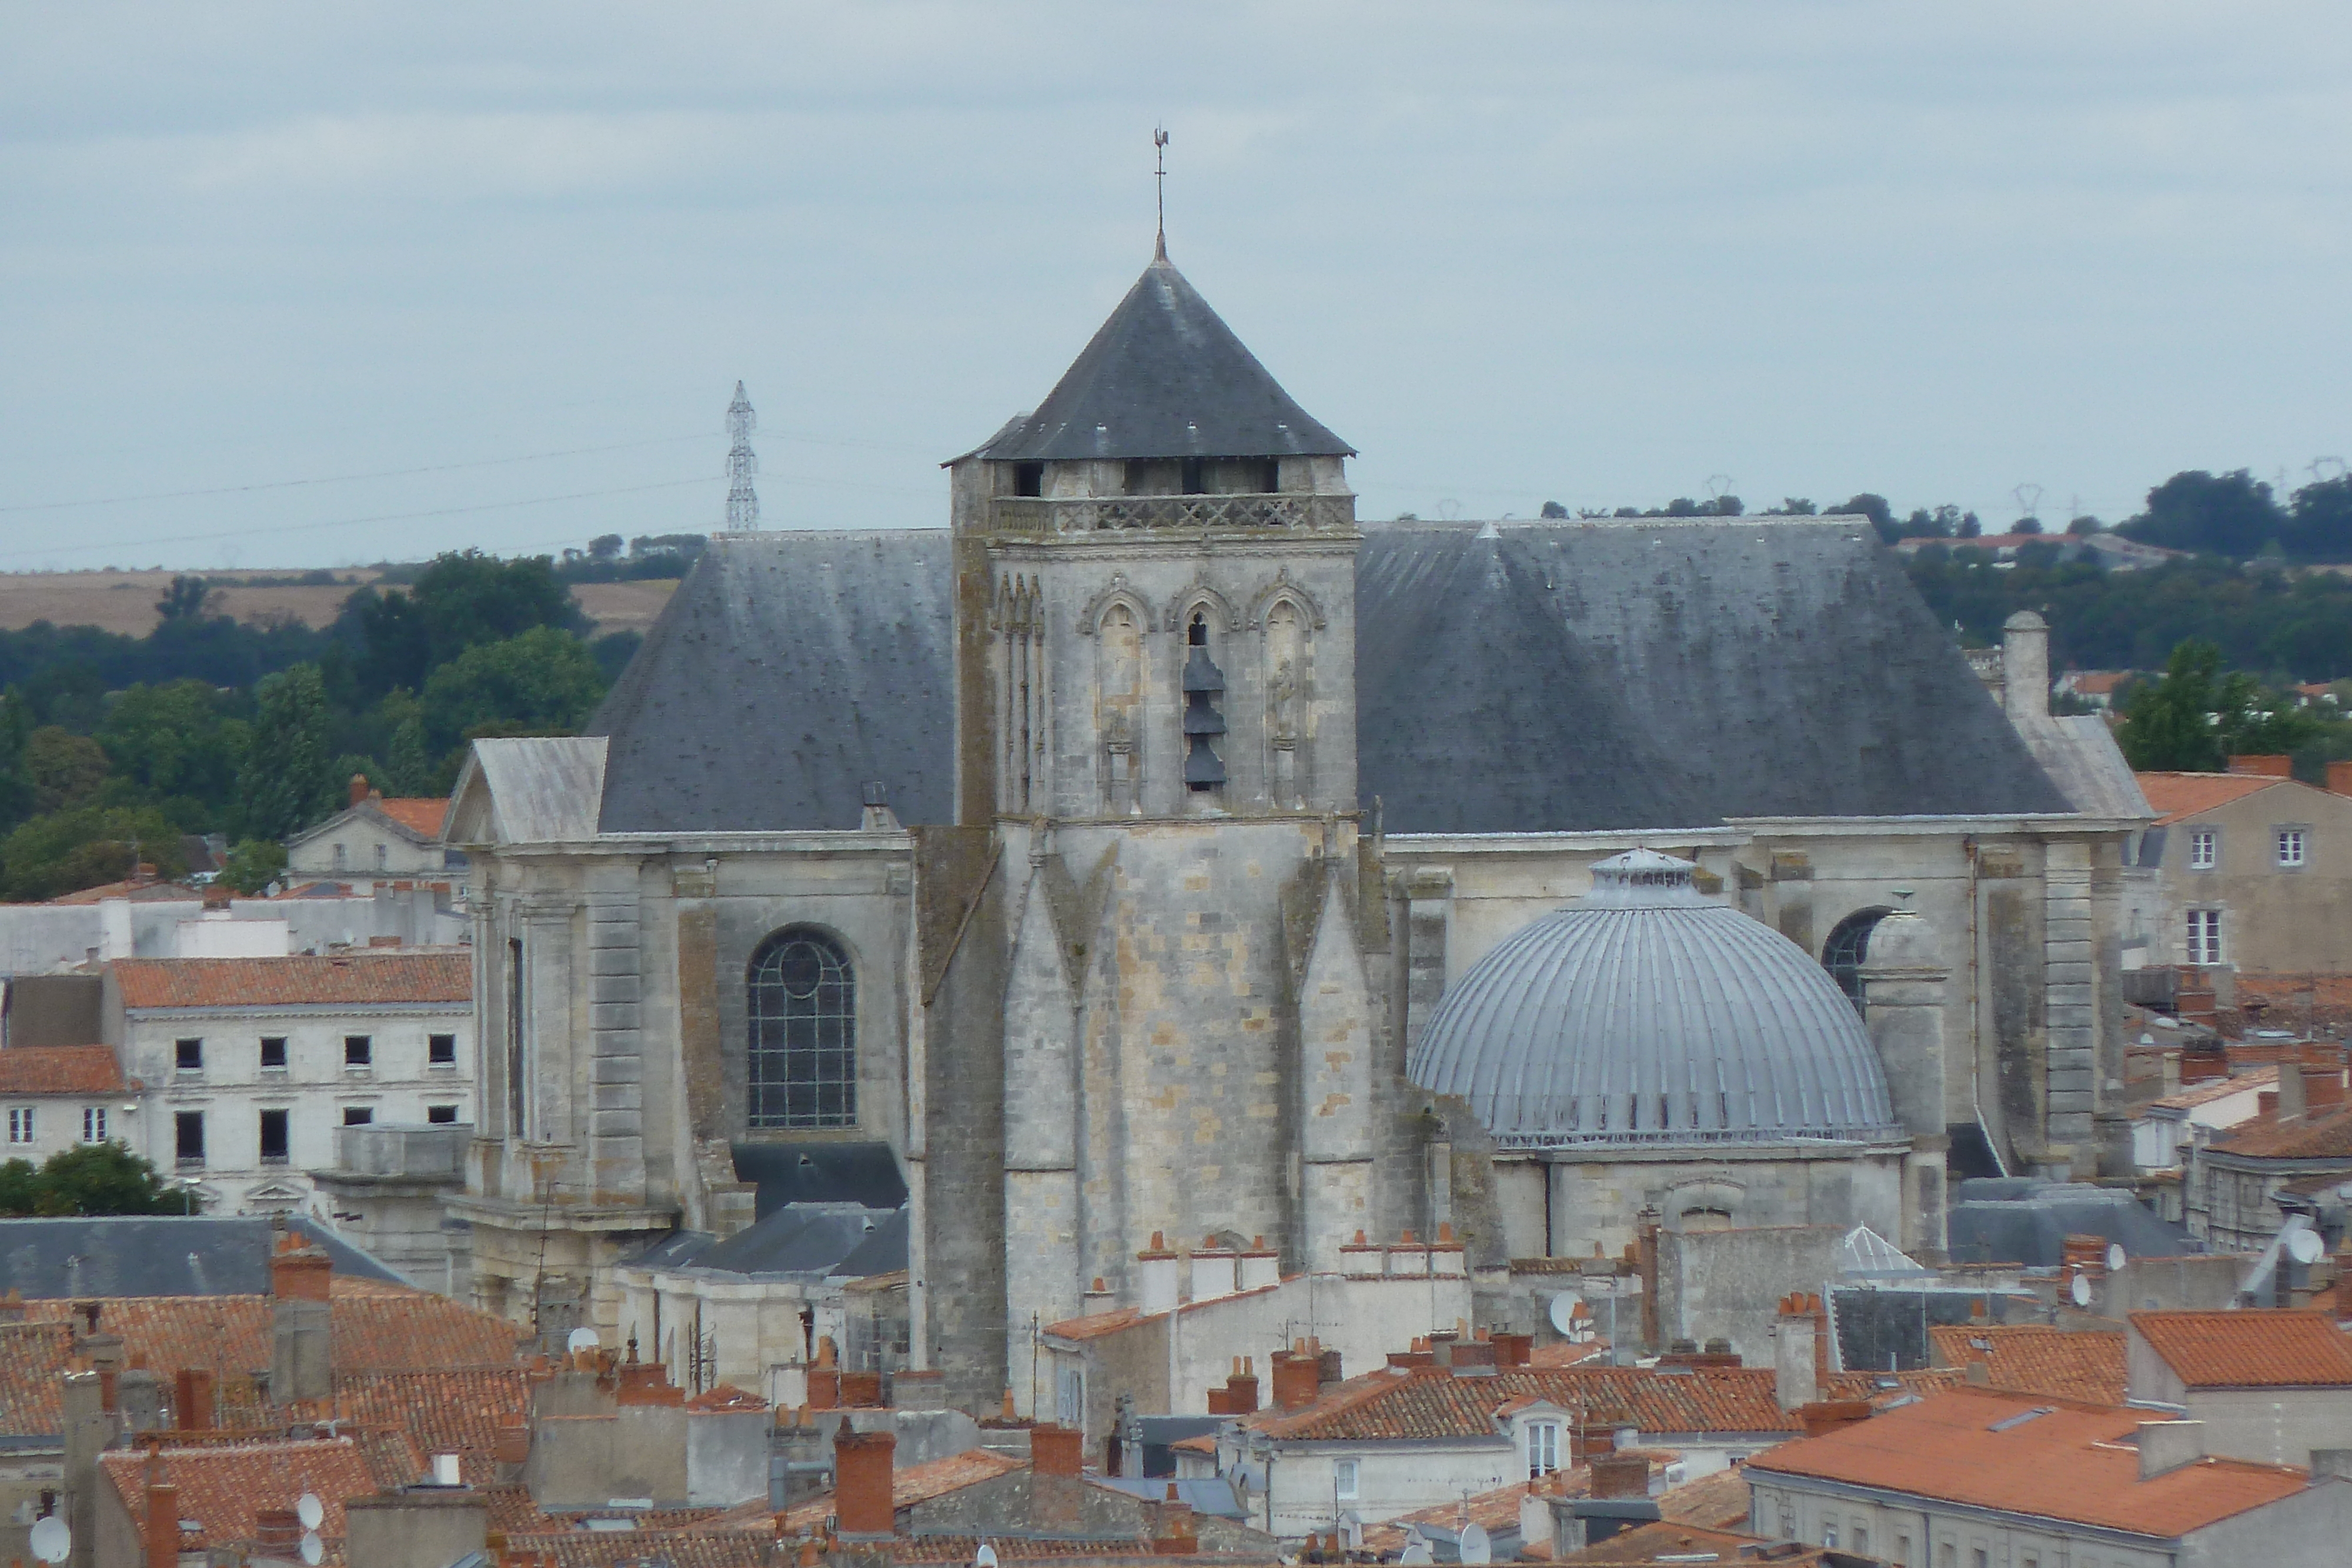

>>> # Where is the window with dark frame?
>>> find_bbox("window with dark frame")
[174,1111,205,1165]
[175,1038,202,1072]
[345,1035,372,1067]
[260,1037,288,1070]
[343,1106,373,1126]
[428,1033,457,1065]
[507,937,526,1136]
[259,1108,289,1163]
[747,928,857,1129]
[427,1104,459,1124]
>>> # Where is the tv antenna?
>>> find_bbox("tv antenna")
[1154,127,1171,257]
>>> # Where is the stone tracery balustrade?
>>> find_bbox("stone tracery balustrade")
[990,492,1357,535]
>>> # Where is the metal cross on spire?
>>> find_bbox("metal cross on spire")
[1154,126,1170,260]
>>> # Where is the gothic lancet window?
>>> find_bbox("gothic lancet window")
[1181,611,1227,791]
[1264,600,1305,807]
[1098,603,1144,814]
[748,928,856,1129]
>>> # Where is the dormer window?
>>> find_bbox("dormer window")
[1526,1420,1561,1477]
[1181,613,1227,791]
[1181,457,1205,495]
[1012,462,1044,497]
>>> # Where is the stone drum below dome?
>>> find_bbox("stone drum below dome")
[1407,849,1901,1149]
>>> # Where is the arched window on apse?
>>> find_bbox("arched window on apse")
[1822,907,1893,1017]
[748,927,856,1129]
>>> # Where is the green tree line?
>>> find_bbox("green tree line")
[0,552,637,901]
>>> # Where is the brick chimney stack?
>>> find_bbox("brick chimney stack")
[270,1232,333,1403]
[1031,1423,1083,1477]
[143,1462,180,1568]
[832,1424,897,1536]
[350,773,372,808]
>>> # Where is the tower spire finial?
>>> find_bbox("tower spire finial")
[1153,126,1170,261]
[725,382,760,531]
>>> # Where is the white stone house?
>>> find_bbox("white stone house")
[285,783,454,879]
[0,1046,135,1165]
[99,951,473,1215]
[2133,1068,2277,1173]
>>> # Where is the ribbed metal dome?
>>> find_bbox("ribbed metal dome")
[1408,850,1901,1149]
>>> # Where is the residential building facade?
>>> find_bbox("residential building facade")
[99,952,473,1215]
[285,781,456,880]
[0,1047,133,1165]
[2130,764,2352,977]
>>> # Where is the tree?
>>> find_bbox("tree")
[378,689,435,795]
[589,533,625,560]
[2014,517,2044,536]
[154,575,216,622]
[238,664,338,841]
[1539,501,1568,519]
[0,694,33,833]
[96,681,248,811]
[420,626,608,753]
[2120,470,2284,559]
[2117,639,2318,771]
[25,727,108,814]
[222,837,288,894]
[0,802,188,900]
[2287,473,2352,561]
[1829,493,1896,542]
[0,1144,198,1216]
[1770,498,1819,516]
[2066,515,2103,536]
[1956,513,1982,539]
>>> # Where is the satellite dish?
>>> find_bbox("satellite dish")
[28,1514,69,1564]
[300,1531,323,1566]
[2106,1243,2127,1274]
[296,1493,324,1531]
[1459,1523,1492,1565]
[1399,1543,1434,1566]
[567,1327,600,1354]
[2288,1228,2327,1265]
[975,1545,1000,1568]
[2070,1272,2093,1308]
[1549,1293,1582,1335]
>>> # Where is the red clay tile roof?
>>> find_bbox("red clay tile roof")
[1526,1340,1611,1369]
[100,1435,414,1553]
[313,1369,533,1485]
[2209,1104,2352,1161]
[497,1527,777,1568]
[1820,1368,1964,1409]
[1655,1467,1751,1531]
[2147,1066,2277,1114]
[371,798,449,838]
[2131,1310,2352,1388]
[48,881,202,905]
[1745,1385,2310,1539]
[0,1320,74,1435]
[1244,1366,1793,1443]
[0,1044,129,1095]
[1925,1325,2127,1405]
[112,952,471,1009]
[1043,1306,1144,1340]
[880,1537,1195,1564]
[2134,771,2287,826]
[780,1446,1025,1532]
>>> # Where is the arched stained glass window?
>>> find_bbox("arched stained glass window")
[1822,907,1892,1017]
[748,928,856,1129]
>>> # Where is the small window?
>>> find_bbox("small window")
[373,842,388,870]
[1823,1524,1838,1549]
[1936,1545,1955,1568]
[345,1035,372,1068]
[2278,827,2307,868]
[426,1104,459,1124]
[1525,1420,1561,1477]
[175,1038,203,1072]
[1011,462,1044,498]
[1895,1536,1911,1567]
[1333,1458,1358,1500]
[332,842,348,870]
[6,1107,31,1144]
[1853,1526,1867,1555]
[81,1107,105,1144]
[343,1106,374,1126]
[1180,457,1205,494]
[2187,908,2223,967]
[428,1033,457,1066]
[175,1111,205,1165]
[2190,828,2217,868]
[259,1108,289,1163]
[259,1037,288,1070]
[1972,1550,1989,1568]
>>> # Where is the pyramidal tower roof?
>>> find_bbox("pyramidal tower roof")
[973,246,1352,463]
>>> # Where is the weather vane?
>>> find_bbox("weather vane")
[1154,126,1170,256]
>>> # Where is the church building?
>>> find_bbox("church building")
[443,242,2149,1412]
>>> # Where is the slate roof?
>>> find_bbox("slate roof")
[969,252,1351,463]
[1242,1366,1793,1442]
[1745,1385,2311,1539]
[0,1044,129,1094]
[1830,1287,2037,1373]
[2131,1310,2352,1388]
[0,1215,405,1297]
[2136,771,2286,826]
[1354,521,2074,833]
[111,952,470,1009]
[586,531,956,833]
[733,1139,909,1217]
[1924,1325,2127,1405]
[1946,1179,2196,1266]
[681,1201,908,1279]
[580,520,2081,837]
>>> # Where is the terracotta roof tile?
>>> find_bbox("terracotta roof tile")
[1525,1340,1611,1369]
[1557,1521,1817,1564]
[1245,1367,1793,1443]
[2131,1310,2352,1388]
[497,1524,775,1568]
[315,1369,533,1485]
[779,1446,1026,1532]
[1923,1325,2127,1405]
[1745,1385,2310,1538]
[372,798,449,837]
[2147,1065,2277,1113]
[0,1045,130,1095]
[1654,1467,1750,1530]
[48,881,201,905]
[0,1320,75,1435]
[112,952,471,1009]
[2209,1104,2352,1160]
[99,1435,413,1553]
[1820,1368,1965,1409]
[880,1537,1201,1564]
[2134,771,2286,826]
[1043,1306,1144,1340]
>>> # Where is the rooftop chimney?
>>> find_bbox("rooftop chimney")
[833,1424,897,1535]
[2139,1419,2205,1480]
[1031,1422,1083,1477]
[2280,1061,2309,1122]
[1136,1233,1179,1317]
[143,1465,179,1568]
[173,1368,214,1432]
[2002,612,2050,724]
[1190,1236,1238,1303]
[270,1232,333,1403]
[1238,1236,1280,1292]
[350,773,371,808]
[1588,1453,1649,1500]
[1773,1293,1819,1412]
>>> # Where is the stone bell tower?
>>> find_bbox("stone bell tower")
[938,242,1390,1414]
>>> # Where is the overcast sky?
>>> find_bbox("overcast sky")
[3,2,2349,571]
